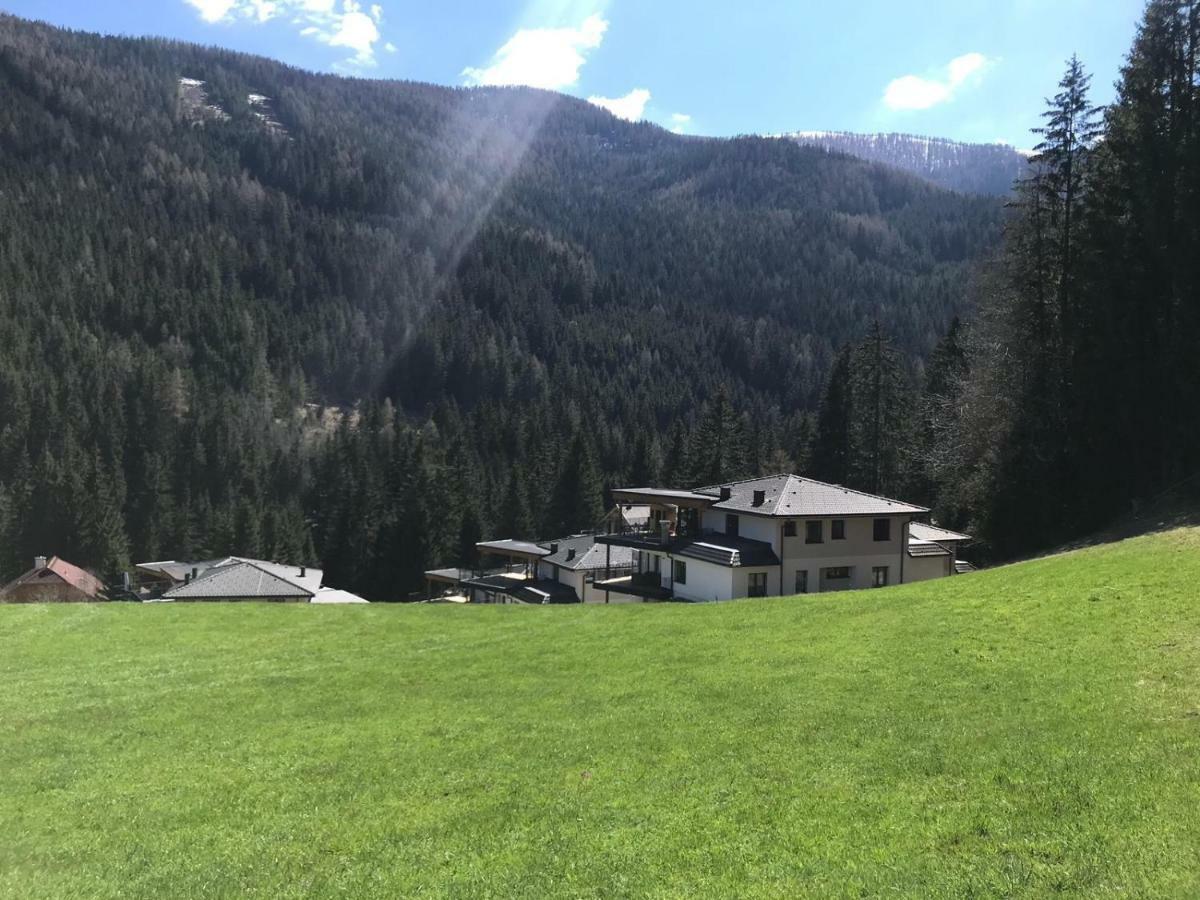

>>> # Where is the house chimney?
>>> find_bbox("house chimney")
[34,555,47,570]
[191,566,198,580]
[752,490,766,507]
[719,486,732,501]
[567,548,576,561]
[550,543,559,554]
[184,572,192,584]
[300,566,307,578]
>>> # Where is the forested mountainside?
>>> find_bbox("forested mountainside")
[0,14,1002,596]
[783,132,1029,196]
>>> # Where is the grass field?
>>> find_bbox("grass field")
[2,529,1199,898]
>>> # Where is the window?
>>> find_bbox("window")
[873,518,891,542]
[824,566,851,580]
[673,560,687,585]
[805,520,823,544]
[725,514,740,537]
[748,572,768,597]
[783,521,797,537]
[872,566,889,588]
[831,519,846,540]
[795,570,808,594]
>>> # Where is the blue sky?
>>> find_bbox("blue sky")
[4,0,1147,146]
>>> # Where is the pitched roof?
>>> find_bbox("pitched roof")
[506,579,580,605]
[909,523,972,543]
[539,535,635,571]
[0,557,105,599]
[476,539,551,558]
[135,559,224,583]
[675,534,780,568]
[163,558,320,599]
[694,474,929,517]
[907,540,951,558]
[311,587,369,604]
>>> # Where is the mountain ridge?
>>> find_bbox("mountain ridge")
[779,130,1031,196]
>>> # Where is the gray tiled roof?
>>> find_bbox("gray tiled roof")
[539,535,635,571]
[694,474,929,517]
[476,539,551,558]
[676,534,780,568]
[164,560,316,599]
[907,540,951,558]
[909,523,972,543]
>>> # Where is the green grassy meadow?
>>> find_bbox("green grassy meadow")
[2,529,1199,898]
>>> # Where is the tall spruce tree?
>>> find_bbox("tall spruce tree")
[548,430,605,537]
[848,321,910,496]
[810,347,854,485]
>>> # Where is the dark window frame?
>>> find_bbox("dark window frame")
[725,514,740,537]
[873,518,891,542]
[872,566,889,588]
[783,520,797,537]
[831,519,846,540]
[805,520,824,544]
[673,559,687,585]
[795,570,808,594]
[824,566,851,580]
[748,572,768,598]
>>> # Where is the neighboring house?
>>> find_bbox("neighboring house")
[423,536,636,605]
[536,535,637,604]
[0,556,106,603]
[134,559,225,593]
[596,474,973,602]
[906,523,973,582]
[158,557,323,603]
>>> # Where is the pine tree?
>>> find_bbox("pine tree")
[548,430,605,536]
[496,468,535,539]
[660,421,691,487]
[688,386,749,486]
[76,453,130,581]
[810,346,853,485]
[848,321,910,495]
[628,433,663,488]
[1031,54,1104,350]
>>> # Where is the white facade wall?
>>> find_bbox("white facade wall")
[671,557,735,602]
[701,510,780,552]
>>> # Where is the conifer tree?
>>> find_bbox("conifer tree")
[849,321,910,495]
[688,386,749,486]
[548,430,605,536]
[810,347,853,485]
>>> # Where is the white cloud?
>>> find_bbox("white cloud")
[670,112,691,133]
[883,52,993,111]
[325,1,381,66]
[588,88,651,121]
[463,14,608,90]
[186,0,237,22]
[181,0,387,67]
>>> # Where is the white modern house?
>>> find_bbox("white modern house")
[593,474,973,602]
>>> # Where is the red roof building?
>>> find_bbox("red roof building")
[0,556,106,603]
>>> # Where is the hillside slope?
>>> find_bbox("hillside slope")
[2,529,1197,897]
[782,131,1029,196]
[0,13,1002,584]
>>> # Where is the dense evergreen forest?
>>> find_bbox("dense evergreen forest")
[0,1,1193,600]
[0,13,999,597]
[784,132,1029,196]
